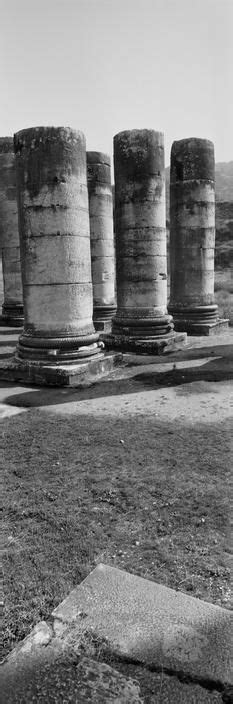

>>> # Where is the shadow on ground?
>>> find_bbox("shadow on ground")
[1,344,232,408]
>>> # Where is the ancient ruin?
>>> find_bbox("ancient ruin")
[87,151,116,332]
[168,138,228,334]
[104,129,186,352]
[0,137,23,326]
[0,126,230,381]
[14,126,103,364]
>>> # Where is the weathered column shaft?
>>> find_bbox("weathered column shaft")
[168,138,219,331]
[87,152,116,330]
[0,137,23,325]
[113,129,173,338]
[14,126,101,363]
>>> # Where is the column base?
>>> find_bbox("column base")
[174,318,229,336]
[0,351,123,387]
[112,314,174,338]
[16,331,103,363]
[93,305,116,333]
[104,331,187,354]
[1,303,24,327]
[168,304,225,335]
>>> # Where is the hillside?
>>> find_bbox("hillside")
[215,161,233,201]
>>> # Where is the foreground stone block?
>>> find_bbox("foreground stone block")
[75,658,142,702]
[1,655,143,703]
[0,137,23,326]
[53,564,232,688]
[168,138,229,335]
[109,664,223,703]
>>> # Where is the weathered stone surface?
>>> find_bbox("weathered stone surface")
[87,151,116,329]
[110,662,223,703]
[14,126,101,363]
[0,137,23,325]
[1,654,143,703]
[0,351,123,387]
[5,621,53,664]
[75,657,143,702]
[52,564,232,687]
[113,129,174,343]
[168,138,226,334]
[104,331,187,354]
[174,318,229,336]
[145,676,223,702]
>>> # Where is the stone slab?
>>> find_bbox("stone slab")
[1,621,224,703]
[0,352,123,387]
[103,332,187,354]
[174,319,229,336]
[52,564,232,688]
[109,662,224,703]
[1,655,143,703]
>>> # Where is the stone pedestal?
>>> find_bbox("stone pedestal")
[0,138,23,326]
[168,138,228,334]
[14,126,103,363]
[87,152,116,332]
[105,130,186,353]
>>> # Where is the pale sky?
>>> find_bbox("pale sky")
[1,0,232,166]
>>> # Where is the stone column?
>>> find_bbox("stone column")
[0,137,23,326]
[168,138,228,334]
[14,126,102,363]
[87,152,116,332]
[111,129,174,348]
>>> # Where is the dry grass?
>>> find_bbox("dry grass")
[2,409,231,659]
[214,270,233,324]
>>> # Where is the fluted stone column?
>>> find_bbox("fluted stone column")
[87,152,116,332]
[112,129,174,347]
[14,126,103,363]
[0,137,23,326]
[168,138,228,334]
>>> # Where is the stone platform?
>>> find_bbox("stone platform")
[174,319,229,336]
[0,328,123,387]
[0,353,123,387]
[103,331,187,354]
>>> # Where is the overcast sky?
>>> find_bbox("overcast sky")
[1,0,232,166]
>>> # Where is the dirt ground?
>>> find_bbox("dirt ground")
[1,333,232,660]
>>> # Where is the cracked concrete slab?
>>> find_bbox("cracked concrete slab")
[52,564,232,688]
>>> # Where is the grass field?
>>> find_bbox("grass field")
[1,258,232,662]
[2,409,231,659]
[214,269,233,324]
